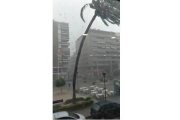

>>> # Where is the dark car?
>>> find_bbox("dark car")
[90,100,120,119]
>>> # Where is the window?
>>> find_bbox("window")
[95,36,105,39]
[97,41,105,44]
[62,56,69,60]
[97,46,105,49]
[58,29,61,33]
[58,34,61,38]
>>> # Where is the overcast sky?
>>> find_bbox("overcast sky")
[53,0,120,55]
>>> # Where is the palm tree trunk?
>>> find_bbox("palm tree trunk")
[72,13,97,103]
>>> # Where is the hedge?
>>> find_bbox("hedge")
[64,97,85,104]
[85,97,91,101]
[64,97,92,104]
[53,100,94,113]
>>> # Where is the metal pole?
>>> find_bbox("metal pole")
[102,72,106,101]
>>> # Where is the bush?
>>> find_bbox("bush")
[55,77,65,87]
[84,100,93,106]
[53,99,94,113]
[64,97,92,104]
[53,105,61,112]
[64,97,85,104]
[85,97,91,101]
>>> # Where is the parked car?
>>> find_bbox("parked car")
[94,87,99,91]
[89,85,96,90]
[102,89,109,95]
[90,89,96,93]
[79,87,88,93]
[95,93,104,99]
[97,88,104,93]
[90,91,98,97]
[107,91,115,96]
[53,111,85,120]
[82,88,89,94]
[90,100,120,119]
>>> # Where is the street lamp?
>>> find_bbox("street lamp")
[102,72,107,101]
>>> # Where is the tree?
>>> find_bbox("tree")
[55,77,66,94]
[72,0,120,103]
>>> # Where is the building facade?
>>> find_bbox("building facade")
[72,29,120,82]
[53,20,70,83]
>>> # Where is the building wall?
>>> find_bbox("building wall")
[53,20,70,83]
[74,29,120,82]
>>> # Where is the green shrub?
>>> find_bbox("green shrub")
[83,100,93,106]
[64,97,85,104]
[64,97,92,104]
[85,97,91,101]
[53,105,61,112]
[53,100,94,112]
[55,77,65,87]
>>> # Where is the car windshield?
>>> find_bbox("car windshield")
[69,112,80,119]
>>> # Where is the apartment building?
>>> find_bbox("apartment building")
[70,29,120,82]
[53,20,70,83]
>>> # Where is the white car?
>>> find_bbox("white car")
[80,87,88,90]
[82,88,89,94]
[53,111,86,120]
[94,87,99,91]
[90,91,98,96]
[102,89,108,92]
[79,87,88,93]
[89,86,96,90]
[90,90,96,93]
[96,93,104,99]
[108,91,115,96]
[97,88,103,92]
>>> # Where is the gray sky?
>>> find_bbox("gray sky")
[53,0,120,55]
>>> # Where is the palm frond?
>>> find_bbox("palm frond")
[80,3,90,22]
[100,17,109,26]
[80,0,120,25]
[106,18,116,24]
